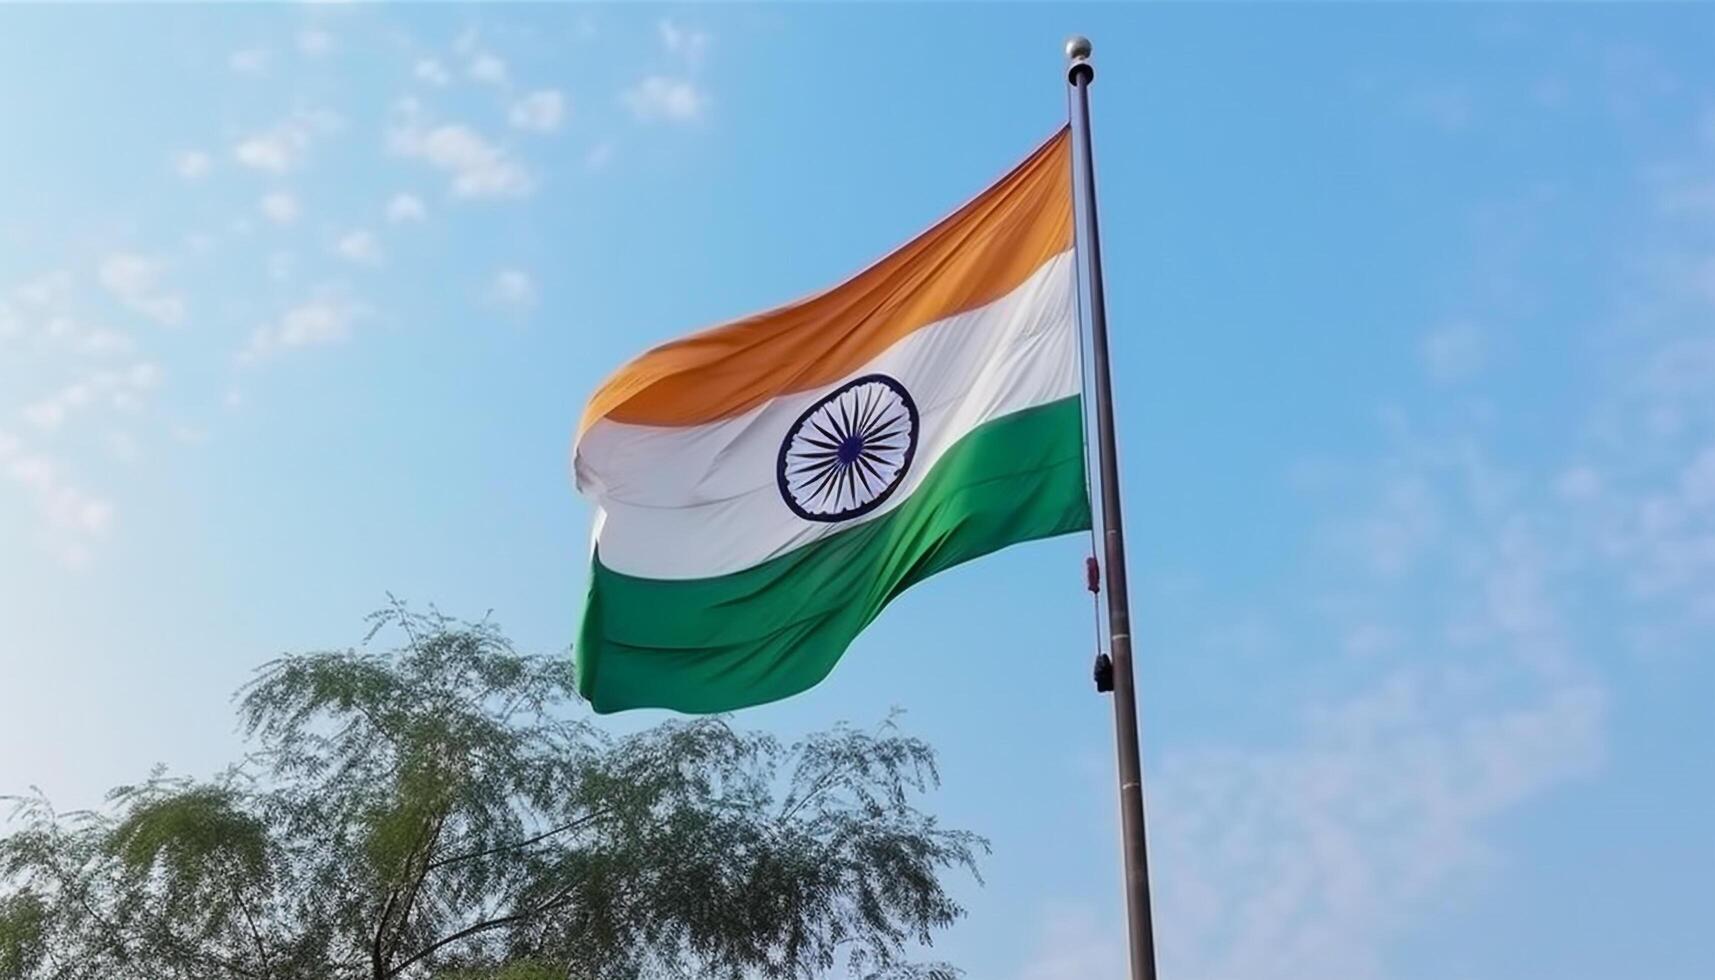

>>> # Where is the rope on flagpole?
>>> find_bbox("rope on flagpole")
[1064,77,1113,694]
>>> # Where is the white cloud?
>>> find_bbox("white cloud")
[509,89,567,132]
[20,362,162,433]
[1156,673,1603,980]
[5,272,137,355]
[1420,320,1487,382]
[97,253,185,326]
[1347,475,1442,577]
[1408,84,1473,133]
[1017,905,1123,980]
[1691,253,1715,307]
[3,442,116,566]
[105,430,141,463]
[297,28,333,56]
[170,423,208,446]
[386,192,427,223]
[232,109,341,174]
[414,57,450,86]
[74,327,134,357]
[1555,465,1604,502]
[234,135,295,174]
[174,150,212,180]
[467,52,508,85]
[585,139,615,172]
[389,110,532,199]
[259,191,300,225]
[16,286,66,322]
[658,19,709,65]
[228,47,270,75]
[22,400,64,431]
[1342,622,1399,658]
[241,296,363,362]
[335,229,382,265]
[489,268,536,309]
[1654,175,1715,217]
[14,270,73,309]
[266,251,295,283]
[1,444,114,565]
[623,76,707,123]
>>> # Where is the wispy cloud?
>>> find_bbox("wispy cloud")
[5,271,135,356]
[97,253,185,326]
[174,150,212,180]
[385,192,427,223]
[1407,84,1474,133]
[623,76,707,124]
[585,139,615,172]
[1017,905,1123,980]
[297,28,333,57]
[266,251,295,283]
[335,229,382,265]
[241,296,364,362]
[658,19,710,66]
[1420,320,1487,382]
[489,268,536,310]
[388,102,532,199]
[509,89,567,133]
[620,20,712,126]
[1156,672,1603,980]
[228,47,270,75]
[467,51,508,86]
[14,272,73,310]
[0,429,116,568]
[414,57,450,87]
[232,109,341,174]
[1155,423,1617,974]
[20,362,161,432]
[4,357,161,566]
[259,191,300,225]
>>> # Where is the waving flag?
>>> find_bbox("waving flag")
[573,128,1090,713]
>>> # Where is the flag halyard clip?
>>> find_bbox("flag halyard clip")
[1087,555,1114,693]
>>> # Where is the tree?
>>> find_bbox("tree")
[0,604,984,980]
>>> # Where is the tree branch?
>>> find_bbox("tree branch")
[425,807,611,873]
[780,759,852,825]
[385,879,580,979]
[369,806,442,980]
[229,873,270,977]
[370,886,398,980]
[382,810,447,964]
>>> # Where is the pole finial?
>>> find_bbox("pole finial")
[1065,35,1094,84]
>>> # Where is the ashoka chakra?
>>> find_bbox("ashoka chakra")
[777,374,920,523]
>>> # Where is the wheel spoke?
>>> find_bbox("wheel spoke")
[853,454,886,489]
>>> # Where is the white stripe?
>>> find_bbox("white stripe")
[577,249,1079,580]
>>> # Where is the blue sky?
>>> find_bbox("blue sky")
[2,4,1712,979]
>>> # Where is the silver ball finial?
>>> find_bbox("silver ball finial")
[1065,35,1093,62]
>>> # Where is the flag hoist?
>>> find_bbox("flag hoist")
[570,36,1159,980]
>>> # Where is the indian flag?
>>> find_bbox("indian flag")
[573,128,1090,713]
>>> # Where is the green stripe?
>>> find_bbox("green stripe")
[576,395,1090,713]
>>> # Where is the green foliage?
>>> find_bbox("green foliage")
[0,604,984,980]
[0,890,46,979]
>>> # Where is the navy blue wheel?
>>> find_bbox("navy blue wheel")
[777,374,919,523]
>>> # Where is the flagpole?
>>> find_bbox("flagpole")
[1065,36,1160,980]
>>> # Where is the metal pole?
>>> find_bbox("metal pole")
[1065,35,1160,980]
